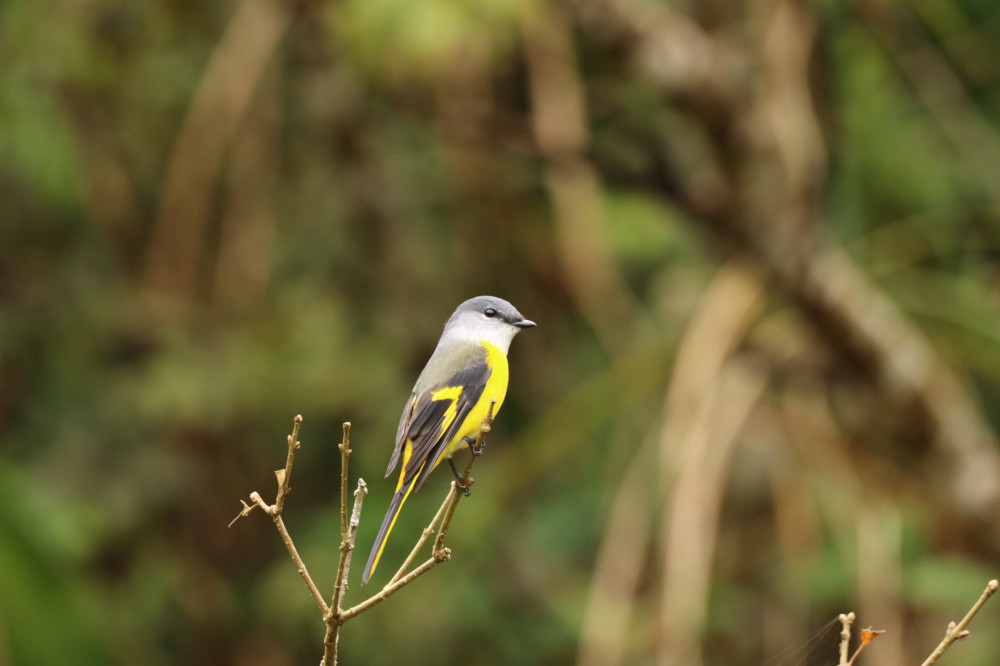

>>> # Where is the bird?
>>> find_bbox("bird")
[361,296,535,585]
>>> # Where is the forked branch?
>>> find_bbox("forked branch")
[228,415,328,615]
[232,404,497,666]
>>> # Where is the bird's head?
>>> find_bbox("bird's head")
[443,295,535,353]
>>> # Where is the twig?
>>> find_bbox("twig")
[838,612,855,666]
[275,512,328,616]
[229,415,329,616]
[322,477,367,666]
[274,414,301,514]
[329,423,355,615]
[338,422,351,537]
[920,579,999,666]
[227,414,302,527]
[834,612,884,666]
[337,489,465,622]
[434,413,491,556]
[322,424,365,666]
[340,551,444,621]
[391,491,451,585]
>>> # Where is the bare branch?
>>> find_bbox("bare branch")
[838,612,855,666]
[228,499,259,527]
[921,579,999,666]
[237,408,499,666]
[274,414,302,514]
[338,422,351,537]
[330,423,356,615]
[322,478,367,666]
[230,416,328,616]
[340,552,444,622]
[275,513,328,616]
[391,489,451,585]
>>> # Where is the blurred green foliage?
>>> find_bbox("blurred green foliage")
[2,0,1000,664]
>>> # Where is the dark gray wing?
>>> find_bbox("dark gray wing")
[384,345,491,492]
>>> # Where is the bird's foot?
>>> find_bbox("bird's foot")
[448,458,473,497]
[465,435,487,457]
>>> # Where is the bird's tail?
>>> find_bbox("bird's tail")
[362,479,416,584]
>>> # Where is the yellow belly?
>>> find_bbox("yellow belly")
[443,340,509,459]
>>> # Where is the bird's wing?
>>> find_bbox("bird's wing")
[388,344,491,492]
[384,391,417,478]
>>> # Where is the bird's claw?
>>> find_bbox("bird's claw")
[464,435,486,457]
[448,458,474,496]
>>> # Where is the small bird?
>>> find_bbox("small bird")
[361,296,535,584]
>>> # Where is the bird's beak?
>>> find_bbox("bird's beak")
[514,318,536,329]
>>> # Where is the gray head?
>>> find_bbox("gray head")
[440,295,535,354]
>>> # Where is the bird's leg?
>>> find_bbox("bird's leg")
[448,458,472,497]
[465,434,486,457]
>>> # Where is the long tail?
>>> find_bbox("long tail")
[362,479,416,584]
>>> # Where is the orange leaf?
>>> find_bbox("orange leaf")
[860,627,885,647]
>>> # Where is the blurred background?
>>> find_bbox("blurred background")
[2,0,1000,664]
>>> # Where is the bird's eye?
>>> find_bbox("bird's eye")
[484,308,497,318]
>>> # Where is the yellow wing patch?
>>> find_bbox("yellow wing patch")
[427,385,463,459]
[430,386,463,400]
